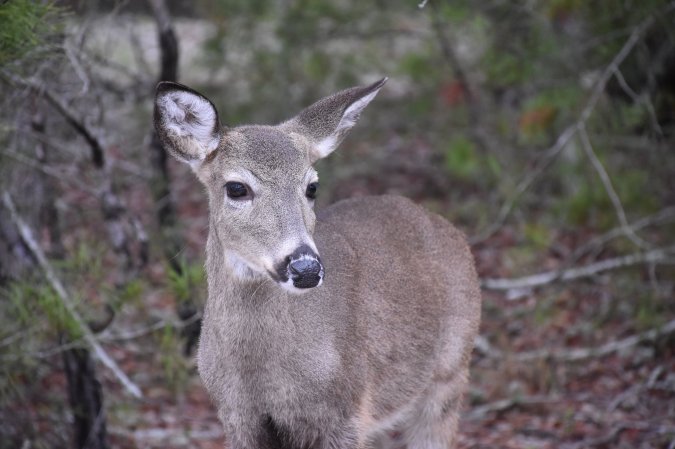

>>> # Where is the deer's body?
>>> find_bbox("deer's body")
[154,79,481,449]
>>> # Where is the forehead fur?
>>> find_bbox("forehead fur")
[207,125,312,181]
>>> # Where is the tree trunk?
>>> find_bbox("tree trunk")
[33,103,109,449]
[62,345,109,449]
[147,0,201,355]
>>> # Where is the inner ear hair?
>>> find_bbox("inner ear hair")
[154,81,222,165]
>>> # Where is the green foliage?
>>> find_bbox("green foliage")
[116,280,143,308]
[555,177,608,227]
[60,240,104,280]
[398,51,437,83]
[0,0,63,65]
[483,49,527,87]
[444,135,479,180]
[304,51,332,81]
[519,84,583,139]
[167,259,205,305]
[443,135,501,184]
[157,324,191,393]
[523,222,553,249]
[5,281,81,339]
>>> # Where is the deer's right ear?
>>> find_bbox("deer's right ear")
[283,78,387,163]
[154,82,222,167]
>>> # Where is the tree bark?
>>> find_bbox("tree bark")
[62,345,109,449]
[147,0,201,354]
[36,104,109,449]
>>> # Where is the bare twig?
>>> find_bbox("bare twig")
[0,313,204,361]
[0,148,98,195]
[569,206,675,264]
[64,40,91,95]
[0,71,106,168]
[473,334,503,359]
[471,8,669,244]
[516,318,675,362]
[578,125,648,248]
[474,318,675,364]
[560,421,675,449]
[100,313,202,342]
[614,68,664,137]
[466,395,558,421]
[481,246,675,290]
[2,193,142,399]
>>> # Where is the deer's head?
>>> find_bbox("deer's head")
[154,79,385,293]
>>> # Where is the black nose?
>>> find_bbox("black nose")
[288,257,323,288]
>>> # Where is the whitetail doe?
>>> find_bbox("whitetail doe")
[154,78,481,449]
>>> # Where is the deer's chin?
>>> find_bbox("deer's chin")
[278,276,323,295]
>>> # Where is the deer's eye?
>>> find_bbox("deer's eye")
[306,182,319,200]
[225,182,250,199]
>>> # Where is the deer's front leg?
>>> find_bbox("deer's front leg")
[220,412,283,449]
[318,418,369,449]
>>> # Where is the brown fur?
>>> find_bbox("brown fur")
[154,79,481,449]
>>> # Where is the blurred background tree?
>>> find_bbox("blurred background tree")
[1,0,673,448]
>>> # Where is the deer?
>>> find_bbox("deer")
[153,77,481,449]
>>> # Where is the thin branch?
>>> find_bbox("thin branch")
[569,206,675,264]
[0,314,203,361]
[559,421,675,449]
[0,71,106,168]
[466,395,558,421]
[2,193,142,399]
[516,317,675,362]
[481,246,675,290]
[475,318,675,363]
[471,7,669,244]
[100,313,202,342]
[578,125,648,248]
[614,67,663,138]
[64,40,91,95]
[0,148,98,195]
[473,334,503,359]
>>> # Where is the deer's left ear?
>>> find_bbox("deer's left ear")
[154,81,222,167]
[284,78,387,163]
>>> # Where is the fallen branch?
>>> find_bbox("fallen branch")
[475,318,675,363]
[516,318,675,362]
[2,193,142,399]
[560,421,675,449]
[466,394,558,421]
[481,246,675,291]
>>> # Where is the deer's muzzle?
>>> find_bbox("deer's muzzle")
[276,245,324,290]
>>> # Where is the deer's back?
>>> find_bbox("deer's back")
[315,195,480,422]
